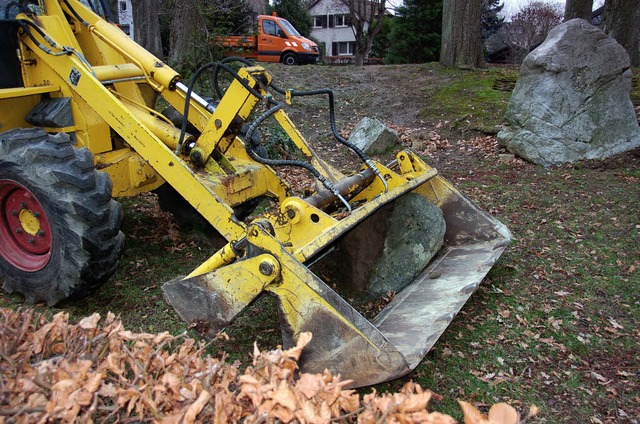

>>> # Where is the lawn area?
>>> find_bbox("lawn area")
[1,63,638,422]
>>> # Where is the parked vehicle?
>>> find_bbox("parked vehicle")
[214,14,320,65]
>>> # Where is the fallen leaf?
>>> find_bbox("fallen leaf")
[78,313,101,330]
[488,403,520,424]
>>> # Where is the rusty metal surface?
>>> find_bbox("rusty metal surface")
[288,180,512,387]
[303,168,376,210]
[372,240,509,369]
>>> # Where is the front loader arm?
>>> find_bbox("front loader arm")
[14,0,511,388]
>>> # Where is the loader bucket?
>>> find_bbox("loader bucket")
[163,157,511,388]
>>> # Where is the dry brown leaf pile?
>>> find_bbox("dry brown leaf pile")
[0,308,536,423]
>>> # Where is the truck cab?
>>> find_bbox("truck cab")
[256,14,319,65]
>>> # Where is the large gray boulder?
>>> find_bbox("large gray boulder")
[498,19,640,166]
[311,193,446,299]
[348,117,399,155]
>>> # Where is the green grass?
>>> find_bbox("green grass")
[1,64,639,422]
[421,66,519,135]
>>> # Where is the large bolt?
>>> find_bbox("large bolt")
[259,261,274,276]
[189,148,204,167]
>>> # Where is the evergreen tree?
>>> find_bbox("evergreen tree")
[385,0,443,64]
[369,15,392,59]
[481,0,504,40]
[267,0,312,37]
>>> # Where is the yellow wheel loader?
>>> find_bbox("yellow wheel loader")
[0,0,511,387]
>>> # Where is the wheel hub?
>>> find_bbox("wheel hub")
[0,180,52,271]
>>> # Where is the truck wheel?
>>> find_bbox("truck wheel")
[282,52,298,66]
[0,129,125,305]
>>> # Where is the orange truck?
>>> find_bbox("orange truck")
[215,14,320,65]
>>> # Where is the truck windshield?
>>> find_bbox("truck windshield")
[278,19,301,37]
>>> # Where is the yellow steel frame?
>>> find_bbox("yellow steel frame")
[4,0,468,386]
[6,0,447,270]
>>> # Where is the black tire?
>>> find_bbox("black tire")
[0,128,125,305]
[282,52,298,66]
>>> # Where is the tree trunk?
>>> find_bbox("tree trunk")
[440,0,483,68]
[602,0,640,66]
[341,0,386,66]
[107,0,118,22]
[132,0,163,58]
[168,0,207,66]
[564,0,593,21]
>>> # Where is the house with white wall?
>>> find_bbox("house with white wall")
[308,0,356,58]
[116,0,134,37]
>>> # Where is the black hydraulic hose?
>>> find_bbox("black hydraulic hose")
[15,19,63,51]
[62,0,90,27]
[271,85,388,191]
[175,59,351,210]
[13,20,68,56]
[213,57,256,100]
[176,61,266,154]
[244,102,352,212]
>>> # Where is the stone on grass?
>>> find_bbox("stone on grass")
[348,117,399,155]
[498,19,640,166]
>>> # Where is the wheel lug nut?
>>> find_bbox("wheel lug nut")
[11,210,18,216]
[16,228,23,234]
[28,238,36,245]
[37,230,45,237]
[34,212,41,218]
[20,202,27,208]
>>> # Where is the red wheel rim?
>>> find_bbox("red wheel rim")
[0,180,52,271]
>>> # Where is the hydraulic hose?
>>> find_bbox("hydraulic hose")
[175,60,265,155]
[244,102,352,212]
[270,84,388,192]
[213,57,256,100]
[159,57,353,211]
[14,19,95,73]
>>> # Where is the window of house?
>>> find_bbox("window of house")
[313,16,325,28]
[337,41,354,55]
[334,14,346,27]
[120,1,126,11]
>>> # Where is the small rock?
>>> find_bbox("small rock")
[348,117,399,155]
[498,153,515,163]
